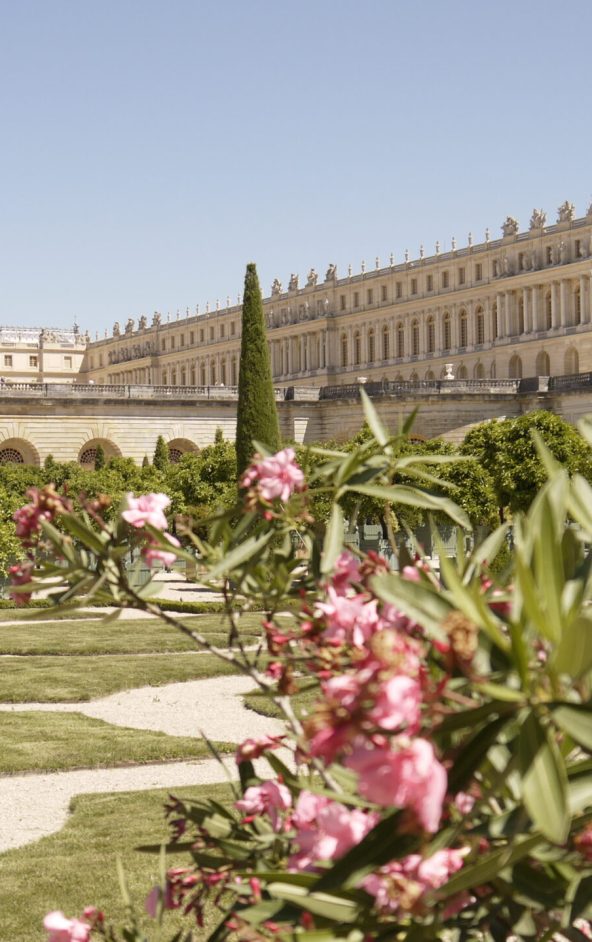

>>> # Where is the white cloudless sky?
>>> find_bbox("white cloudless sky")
[1,0,591,332]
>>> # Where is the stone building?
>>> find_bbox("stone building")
[79,201,592,388]
[0,326,86,384]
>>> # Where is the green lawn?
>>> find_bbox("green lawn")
[0,652,241,702]
[0,712,233,774]
[244,684,318,719]
[0,783,236,942]
[0,614,263,655]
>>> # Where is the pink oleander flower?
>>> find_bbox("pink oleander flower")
[143,532,180,567]
[454,791,475,814]
[145,880,177,918]
[346,737,447,832]
[122,492,170,530]
[43,911,91,942]
[8,559,35,605]
[289,790,379,871]
[236,734,285,763]
[235,780,292,830]
[13,485,68,545]
[314,587,379,647]
[328,551,362,595]
[363,847,469,914]
[241,448,305,503]
[575,823,592,861]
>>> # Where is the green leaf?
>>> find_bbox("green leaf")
[57,513,108,555]
[553,705,592,752]
[447,714,513,794]
[206,531,273,581]
[519,711,569,843]
[371,570,450,642]
[344,483,471,530]
[321,503,345,576]
[360,388,389,448]
[266,884,360,923]
[553,616,592,678]
[438,834,543,898]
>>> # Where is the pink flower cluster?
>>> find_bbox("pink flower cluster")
[236,780,292,831]
[363,847,469,914]
[240,448,305,504]
[13,486,69,547]
[43,911,91,942]
[289,791,379,871]
[122,493,180,568]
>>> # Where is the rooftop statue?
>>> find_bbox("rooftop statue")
[152,312,161,327]
[138,315,147,330]
[325,263,337,281]
[306,268,318,287]
[529,208,547,230]
[288,273,299,291]
[501,216,519,237]
[557,201,575,223]
[125,318,134,334]
[113,321,121,337]
[271,278,282,296]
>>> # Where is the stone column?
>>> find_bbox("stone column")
[560,280,569,328]
[551,282,560,329]
[531,286,539,332]
[523,288,531,334]
[580,274,588,324]
[504,291,512,337]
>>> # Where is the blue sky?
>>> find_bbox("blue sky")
[1,0,591,333]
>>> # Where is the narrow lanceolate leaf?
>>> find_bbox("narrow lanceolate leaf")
[344,483,471,530]
[553,616,592,679]
[438,833,544,899]
[266,883,360,923]
[206,531,273,581]
[553,705,592,753]
[371,571,450,643]
[360,388,389,448]
[519,710,569,844]
[447,714,513,794]
[321,503,344,575]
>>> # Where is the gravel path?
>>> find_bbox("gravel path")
[0,675,284,853]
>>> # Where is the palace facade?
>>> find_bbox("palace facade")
[79,201,592,388]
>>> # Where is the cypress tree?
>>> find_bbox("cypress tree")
[236,263,280,475]
[141,455,150,468]
[153,435,170,471]
[94,443,106,471]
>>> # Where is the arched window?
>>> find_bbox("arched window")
[180,368,186,386]
[161,370,168,385]
[474,362,485,379]
[475,307,485,345]
[426,316,435,353]
[0,447,24,464]
[490,361,497,379]
[411,320,420,356]
[200,364,207,386]
[368,328,375,363]
[171,368,177,385]
[353,330,362,365]
[410,371,419,382]
[221,359,227,385]
[565,347,579,374]
[457,364,468,379]
[231,356,237,385]
[536,350,550,375]
[382,325,390,361]
[491,303,498,340]
[509,354,523,378]
[210,362,216,385]
[459,309,468,347]
[341,333,348,367]
[425,369,435,380]
[190,365,196,386]
[443,312,451,350]
[545,292,552,329]
[396,322,405,358]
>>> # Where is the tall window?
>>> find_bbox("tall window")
[443,312,451,350]
[492,303,498,340]
[475,263,483,281]
[426,316,435,353]
[411,278,418,295]
[442,271,449,288]
[231,356,237,385]
[426,274,434,292]
[367,289,374,305]
[368,329,375,363]
[517,298,525,335]
[575,288,582,324]
[381,285,387,302]
[29,355,38,368]
[341,333,348,367]
[396,322,405,358]
[459,310,468,347]
[396,282,403,299]
[458,267,466,285]
[353,330,362,365]
[476,307,485,344]
[545,292,553,329]
[382,325,390,360]
[411,320,420,356]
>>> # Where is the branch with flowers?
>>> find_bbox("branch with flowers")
[13,393,592,942]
